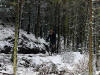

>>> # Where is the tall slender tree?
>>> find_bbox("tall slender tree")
[13,0,19,75]
[89,0,93,75]
[35,0,41,38]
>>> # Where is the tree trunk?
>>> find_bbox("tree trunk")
[13,0,19,75]
[57,4,60,53]
[89,0,93,75]
[27,12,31,34]
[35,0,40,38]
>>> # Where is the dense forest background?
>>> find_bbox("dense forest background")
[0,0,100,53]
[0,0,100,75]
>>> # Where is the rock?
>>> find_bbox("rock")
[18,47,46,54]
[0,46,11,54]
[0,26,48,54]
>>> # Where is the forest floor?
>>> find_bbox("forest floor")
[0,52,90,75]
[0,25,99,75]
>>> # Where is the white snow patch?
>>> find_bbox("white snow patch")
[96,71,100,75]
[0,25,47,51]
[0,52,88,75]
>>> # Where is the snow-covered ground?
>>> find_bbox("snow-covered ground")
[0,53,99,75]
[0,52,90,75]
[0,25,99,75]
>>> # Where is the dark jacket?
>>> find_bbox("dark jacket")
[47,32,56,45]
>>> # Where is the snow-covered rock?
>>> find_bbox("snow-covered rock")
[0,25,48,54]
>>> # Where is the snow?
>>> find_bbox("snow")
[0,52,89,75]
[17,68,39,75]
[38,37,47,44]
[19,29,37,42]
[96,71,100,75]
[19,29,47,50]
[0,25,47,53]
[0,25,99,75]
[0,41,11,49]
[73,52,84,63]
[0,26,14,40]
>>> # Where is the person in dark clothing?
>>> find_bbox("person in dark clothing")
[46,29,56,55]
